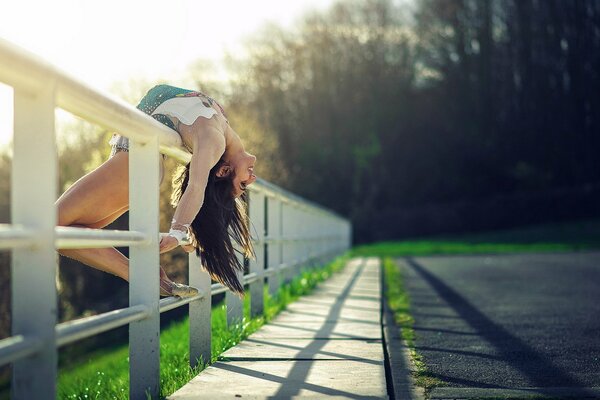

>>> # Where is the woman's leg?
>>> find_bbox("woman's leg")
[57,151,196,296]
[57,151,131,280]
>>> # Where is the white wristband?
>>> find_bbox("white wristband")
[168,228,189,245]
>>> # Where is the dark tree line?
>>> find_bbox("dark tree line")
[227,0,600,242]
[416,0,599,191]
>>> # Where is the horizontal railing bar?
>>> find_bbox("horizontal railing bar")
[0,224,35,249]
[205,253,334,295]
[263,267,277,277]
[249,178,346,220]
[159,292,204,313]
[2,225,207,250]
[173,246,345,298]
[241,268,282,284]
[254,235,345,245]
[243,272,259,285]
[0,38,190,162]
[55,226,149,249]
[56,305,150,348]
[0,335,43,367]
[211,283,228,295]
[0,252,345,381]
[156,248,346,307]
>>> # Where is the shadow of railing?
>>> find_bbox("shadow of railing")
[405,257,595,395]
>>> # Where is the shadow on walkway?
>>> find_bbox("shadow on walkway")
[269,263,364,398]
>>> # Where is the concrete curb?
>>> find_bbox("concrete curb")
[381,260,425,400]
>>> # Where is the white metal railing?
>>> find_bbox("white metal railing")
[0,37,351,399]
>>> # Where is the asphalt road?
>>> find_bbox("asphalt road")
[396,251,600,391]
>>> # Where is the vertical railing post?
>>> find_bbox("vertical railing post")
[325,215,330,259]
[347,220,352,252]
[308,211,315,262]
[267,197,280,297]
[248,191,265,317]
[300,208,307,266]
[293,206,302,278]
[189,254,211,368]
[224,196,253,325]
[293,206,298,275]
[290,204,297,279]
[129,135,160,400]
[289,205,295,278]
[226,251,244,327]
[302,208,312,266]
[320,214,326,262]
[11,84,58,400]
[309,210,314,262]
[302,208,309,265]
[281,202,292,284]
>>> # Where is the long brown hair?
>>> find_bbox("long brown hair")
[171,160,254,297]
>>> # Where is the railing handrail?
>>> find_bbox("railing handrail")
[0,37,190,161]
[0,36,351,400]
[0,36,344,221]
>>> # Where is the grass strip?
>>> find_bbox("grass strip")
[354,219,600,258]
[383,257,444,393]
[56,254,349,400]
[355,241,578,258]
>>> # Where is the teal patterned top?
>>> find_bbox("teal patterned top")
[136,84,194,130]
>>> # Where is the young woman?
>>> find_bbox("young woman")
[56,84,257,297]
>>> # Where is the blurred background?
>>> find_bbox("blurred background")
[1,0,599,388]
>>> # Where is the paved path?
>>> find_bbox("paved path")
[169,257,388,399]
[398,251,600,399]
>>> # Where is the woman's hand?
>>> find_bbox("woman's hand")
[159,235,196,254]
[159,235,179,254]
[181,244,196,253]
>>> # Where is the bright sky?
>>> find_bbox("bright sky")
[0,0,336,146]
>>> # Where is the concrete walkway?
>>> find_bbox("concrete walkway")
[169,257,388,399]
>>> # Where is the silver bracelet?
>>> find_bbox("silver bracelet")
[168,228,189,245]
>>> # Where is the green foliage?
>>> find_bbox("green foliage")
[55,254,349,400]
[227,0,414,218]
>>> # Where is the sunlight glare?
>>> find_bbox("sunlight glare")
[0,84,13,147]
[0,0,336,145]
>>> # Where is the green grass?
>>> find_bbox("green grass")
[353,218,600,258]
[383,257,443,392]
[55,254,349,400]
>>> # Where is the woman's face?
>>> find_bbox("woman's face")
[231,151,257,198]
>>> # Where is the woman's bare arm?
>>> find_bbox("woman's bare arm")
[171,125,225,229]
[158,115,227,254]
